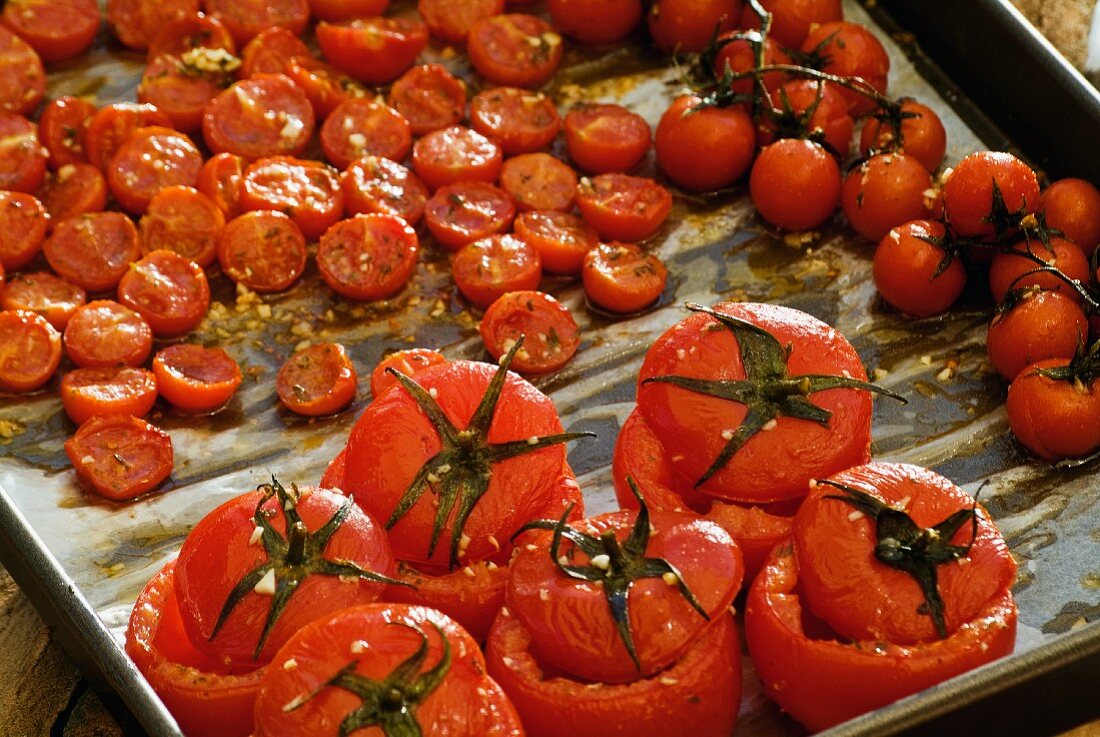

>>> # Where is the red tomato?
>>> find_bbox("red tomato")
[486,608,741,737]
[0,308,60,392]
[514,210,598,276]
[342,155,429,226]
[576,174,672,242]
[137,52,229,135]
[0,191,48,271]
[986,290,1087,381]
[309,0,388,22]
[139,186,226,268]
[470,88,561,156]
[319,98,411,170]
[1039,178,1100,256]
[197,152,245,220]
[276,342,359,416]
[467,14,563,89]
[107,126,204,214]
[153,343,243,414]
[582,242,667,315]
[217,210,308,293]
[548,0,642,44]
[739,0,842,48]
[205,0,310,46]
[860,99,947,174]
[63,300,153,368]
[147,12,237,59]
[239,27,312,79]
[648,0,739,54]
[453,234,542,309]
[637,302,880,503]
[388,64,467,136]
[712,32,791,96]
[500,154,577,213]
[424,180,516,251]
[106,0,200,51]
[369,347,447,397]
[480,291,579,375]
[117,249,211,338]
[39,162,108,223]
[126,561,264,737]
[1007,356,1100,461]
[39,96,95,170]
[43,212,142,293]
[65,415,173,500]
[749,138,840,231]
[384,560,509,642]
[873,220,967,318]
[283,56,365,120]
[413,125,503,192]
[0,26,44,115]
[0,271,86,330]
[801,21,890,117]
[563,103,651,174]
[0,113,46,193]
[240,156,344,241]
[842,152,933,242]
[418,0,504,45]
[60,366,159,426]
[988,236,1090,303]
[85,103,173,172]
[1,0,99,62]
[252,604,524,737]
[756,79,854,156]
[655,95,755,191]
[316,213,419,301]
[942,151,1039,240]
[175,482,394,667]
[316,17,429,86]
[203,75,315,162]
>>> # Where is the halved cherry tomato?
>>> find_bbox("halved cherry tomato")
[106,0,200,51]
[0,271,85,330]
[514,210,598,275]
[500,154,577,213]
[480,291,579,374]
[424,180,516,251]
[117,250,211,338]
[203,75,315,161]
[240,156,344,241]
[205,0,310,46]
[756,79,854,156]
[713,32,791,97]
[0,192,48,271]
[60,366,159,425]
[860,99,947,174]
[0,26,45,115]
[153,343,242,414]
[147,12,237,59]
[576,173,672,242]
[1007,356,1100,461]
[63,300,153,368]
[1,0,99,62]
[139,186,226,268]
[547,0,642,45]
[197,152,245,220]
[582,241,667,314]
[388,64,466,136]
[467,14,563,89]
[986,290,1087,381]
[107,126,204,214]
[342,156,429,226]
[0,113,46,193]
[873,220,967,318]
[39,163,108,222]
[85,103,173,172]
[283,56,365,120]
[842,152,933,242]
[738,0,843,49]
[413,125,503,192]
[64,414,174,500]
[137,52,231,134]
[217,210,308,293]
[276,342,359,416]
[239,27,312,79]
[418,0,504,45]
[39,96,95,170]
[801,21,890,117]
[309,0,389,22]
[749,138,841,232]
[369,347,447,397]
[43,212,142,293]
[988,236,1090,303]
[563,102,646,174]
[648,0,738,54]
[655,95,755,192]
[470,88,561,156]
[316,17,429,86]
[942,151,1039,241]
[1039,178,1100,256]
[319,99,411,170]
[317,213,419,301]
[125,561,264,737]
[0,308,60,392]
[453,234,542,309]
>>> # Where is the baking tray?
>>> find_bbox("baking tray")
[2,1,1100,735]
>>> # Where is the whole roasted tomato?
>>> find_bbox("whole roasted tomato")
[1007,346,1100,461]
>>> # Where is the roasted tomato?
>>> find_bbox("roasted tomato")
[316,17,428,86]
[0,308,61,392]
[749,137,841,232]
[1007,347,1100,461]
[873,220,967,318]
[1039,178,1100,256]
[547,0,642,45]
[0,272,85,331]
[276,342,359,417]
[582,241,667,315]
[316,213,419,302]
[60,366,159,426]
[987,236,1090,304]
[860,99,947,174]
[655,95,755,192]
[801,21,890,117]
[563,103,651,175]
[841,152,933,243]
[467,14,563,89]
[205,0,310,46]
[986,289,1088,382]
[253,604,524,737]
[0,191,48,272]
[746,462,1017,732]
[1,0,99,62]
[203,75,315,162]
[65,415,173,500]
[648,0,738,54]
[369,347,447,398]
[941,151,1039,241]
[153,343,242,414]
[388,64,467,136]
[575,173,672,242]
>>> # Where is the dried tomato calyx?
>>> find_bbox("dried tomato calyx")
[1035,338,1100,385]
[384,335,594,570]
[642,302,905,488]
[818,478,979,639]
[210,477,408,660]
[284,622,451,737]
[518,478,708,673]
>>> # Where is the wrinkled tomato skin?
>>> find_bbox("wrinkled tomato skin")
[637,302,874,503]
[1007,358,1100,461]
[745,543,1017,733]
[655,95,755,192]
[384,560,510,643]
[125,561,264,737]
[987,236,1090,303]
[801,21,889,117]
[842,152,933,243]
[486,609,742,737]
